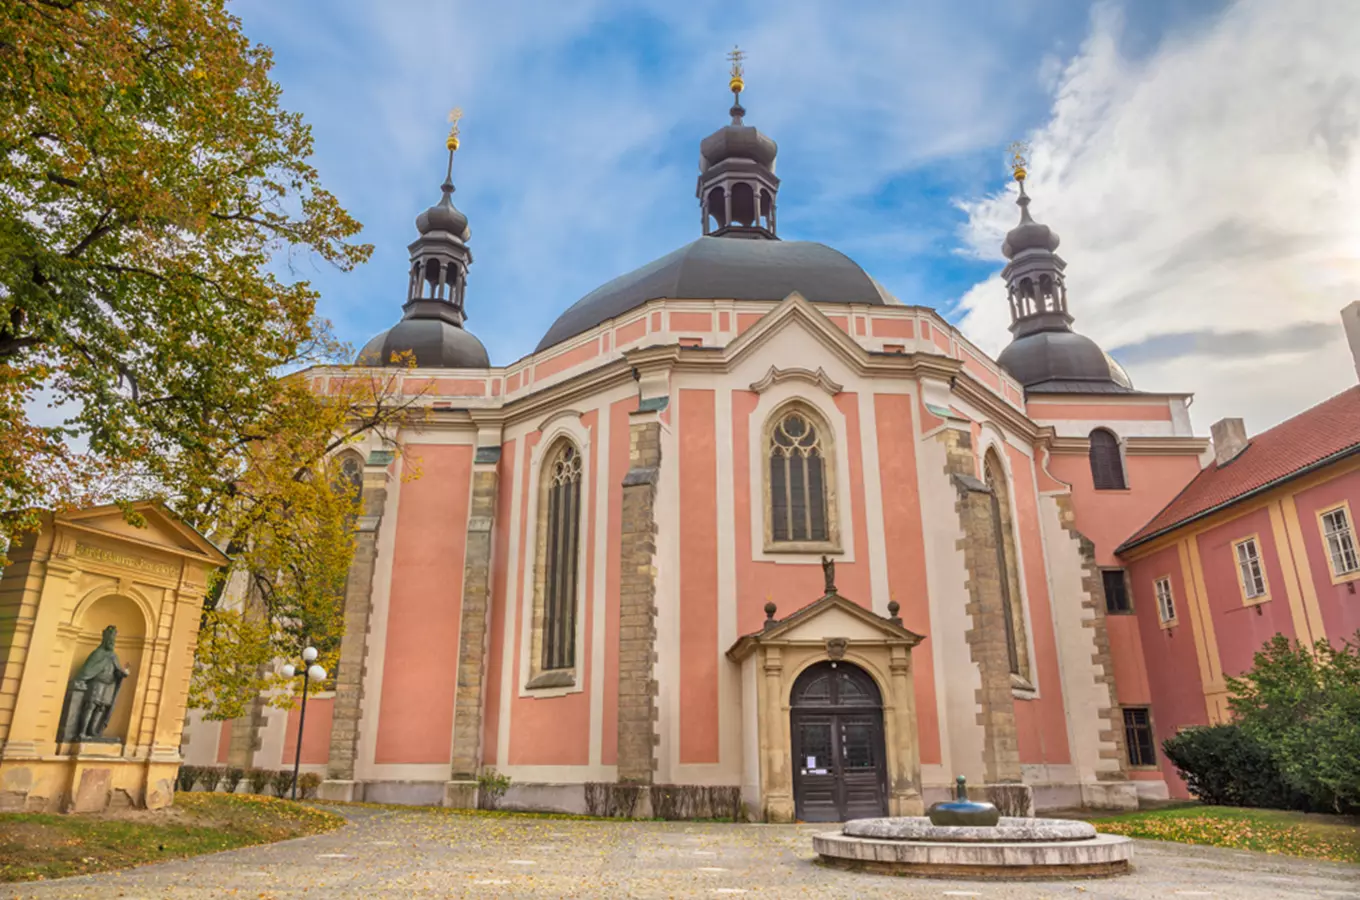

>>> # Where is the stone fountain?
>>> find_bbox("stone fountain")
[813,776,1131,879]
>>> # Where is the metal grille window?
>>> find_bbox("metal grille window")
[1089,428,1127,490]
[1321,507,1360,577]
[1234,538,1268,599]
[1102,569,1132,613]
[1154,576,1176,624]
[1123,707,1156,766]
[542,442,582,671]
[769,410,829,543]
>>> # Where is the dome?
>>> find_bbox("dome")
[535,236,895,352]
[357,317,490,368]
[700,121,777,170]
[1001,195,1059,259]
[415,185,470,240]
[996,329,1133,394]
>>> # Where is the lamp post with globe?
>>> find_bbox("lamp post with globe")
[280,647,327,801]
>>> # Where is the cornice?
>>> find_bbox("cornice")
[749,365,843,396]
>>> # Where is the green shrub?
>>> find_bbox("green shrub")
[297,772,322,800]
[246,768,271,794]
[175,765,200,792]
[270,769,296,798]
[477,768,511,810]
[1228,633,1360,813]
[221,766,246,793]
[649,784,745,821]
[583,782,642,818]
[198,766,224,791]
[1162,725,1298,809]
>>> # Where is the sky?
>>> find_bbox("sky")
[235,0,1360,434]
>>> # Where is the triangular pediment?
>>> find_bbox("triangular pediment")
[722,292,869,371]
[59,502,228,565]
[727,591,924,662]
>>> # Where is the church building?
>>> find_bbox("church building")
[183,62,1212,821]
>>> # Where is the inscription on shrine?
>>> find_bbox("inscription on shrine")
[74,542,177,577]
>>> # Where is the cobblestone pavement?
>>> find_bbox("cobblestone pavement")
[9,805,1360,899]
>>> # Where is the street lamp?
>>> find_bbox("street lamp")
[280,646,326,801]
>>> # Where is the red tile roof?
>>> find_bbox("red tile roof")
[1119,386,1360,551]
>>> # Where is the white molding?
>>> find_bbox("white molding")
[748,365,843,396]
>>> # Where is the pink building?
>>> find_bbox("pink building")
[1115,379,1360,797]
[184,81,1217,820]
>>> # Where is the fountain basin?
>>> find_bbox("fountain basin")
[815,816,1131,879]
[846,816,1095,842]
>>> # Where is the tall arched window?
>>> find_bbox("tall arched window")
[1089,428,1127,490]
[984,450,1029,681]
[538,440,583,676]
[767,405,835,548]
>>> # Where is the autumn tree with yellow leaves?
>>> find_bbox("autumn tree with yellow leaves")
[0,0,416,716]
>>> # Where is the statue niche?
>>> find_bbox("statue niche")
[59,625,131,743]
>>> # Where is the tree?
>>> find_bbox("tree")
[1227,633,1360,813]
[0,0,369,555]
[0,1,424,717]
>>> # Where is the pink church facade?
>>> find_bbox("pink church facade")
[183,82,1219,820]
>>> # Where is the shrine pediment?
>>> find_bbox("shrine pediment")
[727,592,924,662]
[57,502,228,566]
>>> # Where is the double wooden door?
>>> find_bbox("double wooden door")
[789,661,888,823]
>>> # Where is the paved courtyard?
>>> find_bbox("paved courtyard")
[8,805,1360,899]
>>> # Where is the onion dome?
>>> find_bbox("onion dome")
[994,147,1132,394]
[697,47,780,240]
[356,110,490,369]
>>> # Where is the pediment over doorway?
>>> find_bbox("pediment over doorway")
[726,592,924,662]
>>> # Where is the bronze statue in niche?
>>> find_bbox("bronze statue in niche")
[59,625,131,743]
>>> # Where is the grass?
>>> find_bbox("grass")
[1093,804,1360,863]
[0,792,345,883]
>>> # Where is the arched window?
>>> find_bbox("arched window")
[767,406,835,548]
[1089,428,1126,490]
[731,182,756,225]
[983,450,1029,681]
[334,452,364,511]
[538,440,583,675]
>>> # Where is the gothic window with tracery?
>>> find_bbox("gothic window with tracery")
[768,407,832,546]
[984,450,1030,681]
[541,441,583,673]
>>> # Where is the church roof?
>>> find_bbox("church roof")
[996,328,1134,395]
[535,237,895,352]
[1118,386,1360,552]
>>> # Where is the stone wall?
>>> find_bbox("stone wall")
[938,428,1022,784]
[617,415,661,787]
[450,465,499,785]
[322,460,390,791]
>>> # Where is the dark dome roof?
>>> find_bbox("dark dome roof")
[1001,195,1059,259]
[357,317,490,368]
[700,122,777,169]
[415,186,470,240]
[536,236,895,352]
[996,329,1133,394]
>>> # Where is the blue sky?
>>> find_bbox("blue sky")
[235,0,1360,432]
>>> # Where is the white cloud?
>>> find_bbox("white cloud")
[955,0,1360,433]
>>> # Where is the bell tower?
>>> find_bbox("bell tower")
[697,48,781,240]
[405,108,473,326]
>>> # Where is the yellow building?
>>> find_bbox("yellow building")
[0,502,226,812]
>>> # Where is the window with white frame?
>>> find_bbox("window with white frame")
[765,405,837,549]
[1233,537,1268,599]
[1320,506,1360,577]
[1154,576,1176,624]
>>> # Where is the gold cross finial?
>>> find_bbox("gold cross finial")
[1009,140,1029,182]
[728,45,745,95]
[446,107,463,153]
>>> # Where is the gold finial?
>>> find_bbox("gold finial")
[728,45,746,95]
[1009,140,1029,183]
[446,107,463,153]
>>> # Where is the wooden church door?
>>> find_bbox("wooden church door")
[789,660,888,822]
